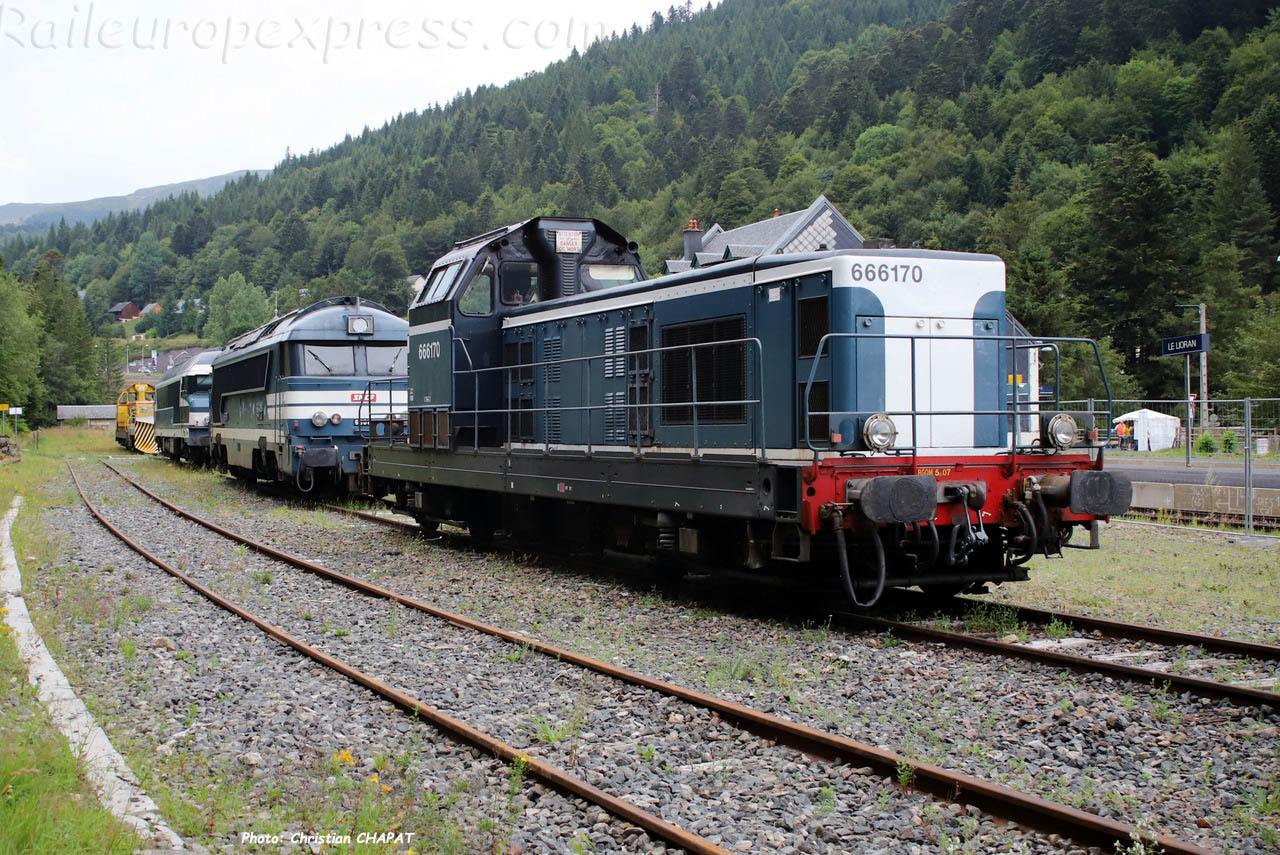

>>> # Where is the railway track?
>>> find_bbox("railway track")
[320,492,1280,710]
[93,459,1214,854]
[1121,506,1280,533]
[74,462,726,855]
[840,610,1280,710]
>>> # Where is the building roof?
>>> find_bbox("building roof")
[665,195,865,273]
[140,302,161,314]
[109,301,135,313]
[56,405,116,420]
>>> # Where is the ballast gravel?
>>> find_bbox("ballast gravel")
[56,463,1088,855]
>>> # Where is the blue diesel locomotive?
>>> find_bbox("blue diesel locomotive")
[363,217,1131,604]
[154,350,220,463]
[210,297,409,492]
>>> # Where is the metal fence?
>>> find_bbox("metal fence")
[1060,397,1280,534]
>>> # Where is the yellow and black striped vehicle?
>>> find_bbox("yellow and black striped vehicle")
[115,383,158,454]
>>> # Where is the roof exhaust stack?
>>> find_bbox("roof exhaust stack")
[528,219,599,298]
[682,219,702,261]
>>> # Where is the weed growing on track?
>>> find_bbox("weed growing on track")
[1043,617,1072,639]
[814,785,836,817]
[960,603,1025,637]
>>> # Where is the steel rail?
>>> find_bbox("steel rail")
[331,500,1280,699]
[100,461,1214,855]
[839,613,1278,709]
[961,598,1280,661]
[1116,515,1280,539]
[73,463,729,855]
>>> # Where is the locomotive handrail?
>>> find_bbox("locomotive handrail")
[1016,341,1062,411]
[357,377,409,446]
[443,337,769,459]
[801,332,1112,459]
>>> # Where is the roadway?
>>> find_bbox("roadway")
[1106,457,1280,489]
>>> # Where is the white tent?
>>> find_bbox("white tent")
[1113,408,1181,451]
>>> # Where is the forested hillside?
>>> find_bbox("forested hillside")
[2,0,1278,424]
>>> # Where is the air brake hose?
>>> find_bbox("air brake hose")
[296,464,315,494]
[832,510,887,609]
[1032,489,1053,557]
[1009,501,1037,566]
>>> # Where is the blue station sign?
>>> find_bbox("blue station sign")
[1160,333,1210,357]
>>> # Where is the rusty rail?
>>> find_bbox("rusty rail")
[75,463,728,855]
[99,461,1215,854]
[840,613,1278,709]
[965,598,1280,661]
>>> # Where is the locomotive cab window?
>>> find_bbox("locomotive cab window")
[500,262,541,306]
[366,344,408,376]
[580,264,641,291]
[413,261,464,307]
[302,345,357,376]
[458,265,494,315]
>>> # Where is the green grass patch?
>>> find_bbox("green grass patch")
[0,623,141,855]
[985,523,1280,642]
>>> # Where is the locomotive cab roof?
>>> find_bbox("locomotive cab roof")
[220,296,407,357]
[157,349,220,385]
[410,216,645,313]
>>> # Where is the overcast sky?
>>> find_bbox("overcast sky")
[0,0,679,204]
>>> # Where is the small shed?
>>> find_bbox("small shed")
[1113,408,1181,451]
[56,404,118,429]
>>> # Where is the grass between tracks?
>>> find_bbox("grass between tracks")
[983,522,1280,644]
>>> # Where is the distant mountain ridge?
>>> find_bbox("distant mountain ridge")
[0,170,270,231]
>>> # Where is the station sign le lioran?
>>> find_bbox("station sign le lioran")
[1159,333,1210,357]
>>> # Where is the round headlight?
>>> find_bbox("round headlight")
[329,412,343,425]
[862,413,897,451]
[311,411,328,428]
[1048,413,1078,449]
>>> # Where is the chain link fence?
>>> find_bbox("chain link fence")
[1060,398,1280,457]
[1059,397,1280,533]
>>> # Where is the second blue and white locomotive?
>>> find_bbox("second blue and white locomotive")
[154,349,220,463]
[210,297,409,491]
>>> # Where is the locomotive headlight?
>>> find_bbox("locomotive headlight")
[311,411,328,428]
[329,412,343,425]
[862,413,898,451]
[1048,413,1078,449]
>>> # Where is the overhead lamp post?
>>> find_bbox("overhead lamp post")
[1176,303,1208,428]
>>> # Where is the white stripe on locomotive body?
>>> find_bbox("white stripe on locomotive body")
[407,319,452,337]
[266,388,407,422]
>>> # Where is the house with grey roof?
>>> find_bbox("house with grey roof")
[664,195,865,273]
